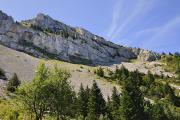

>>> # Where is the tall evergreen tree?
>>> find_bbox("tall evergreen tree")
[111,87,120,109]
[115,65,129,84]
[120,72,145,120]
[106,96,113,120]
[111,87,121,120]
[85,86,90,98]
[87,80,106,120]
[77,83,89,118]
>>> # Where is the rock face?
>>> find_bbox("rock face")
[0,11,160,65]
[131,48,161,61]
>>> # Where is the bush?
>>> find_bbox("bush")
[0,68,5,77]
[96,67,104,77]
[7,73,21,92]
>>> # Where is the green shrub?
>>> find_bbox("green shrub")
[7,73,21,92]
[96,67,104,77]
[0,68,5,77]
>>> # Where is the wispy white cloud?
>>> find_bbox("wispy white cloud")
[134,27,161,37]
[107,0,157,40]
[142,16,180,48]
[106,0,124,38]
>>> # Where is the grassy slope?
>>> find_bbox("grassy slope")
[0,44,179,98]
[0,45,118,99]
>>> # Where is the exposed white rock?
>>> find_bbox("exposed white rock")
[0,11,161,65]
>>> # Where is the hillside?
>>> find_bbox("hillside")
[0,10,179,97]
[1,44,179,98]
[0,44,119,98]
[0,10,180,120]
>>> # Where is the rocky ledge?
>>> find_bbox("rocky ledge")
[0,10,161,65]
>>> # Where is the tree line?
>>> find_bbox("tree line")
[1,62,180,120]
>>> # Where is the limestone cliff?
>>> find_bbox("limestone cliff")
[0,10,160,65]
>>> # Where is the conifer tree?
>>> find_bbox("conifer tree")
[111,87,121,120]
[85,86,90,98]
[115,65,129,84]
[87,80,106,120]
[120,65,129,80]
[77,83,89,118]
[120,72,145,120]
[106,96,113,120]
[7,73,21,92]
[111,87,120,109]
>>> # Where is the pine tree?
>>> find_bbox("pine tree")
[77,83,89,118]
[111,87,121,120]
[87,80,106,119]
[106,96,113,120]
[111,87,120,109]
[120,65,129,80]
[120,72,145,120]
[7,73,21,92]
[85,86,90,98]
[115,65,129,84]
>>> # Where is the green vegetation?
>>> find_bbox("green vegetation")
[95,67,104,77]
[17,62,75,120]
[7,73,21,92]
[160,54,180,73]
[106,87,120,120]
[0,62,180,120]
[77,84,90,118]
[159,54,180,85]
[69,55,92,65]
[29,24,72,39]
[120,72,145,120]
[0,67,6,79]
[30,24,43,31]
[87,80,106,120]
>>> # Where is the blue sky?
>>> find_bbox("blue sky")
[0,0,180,53]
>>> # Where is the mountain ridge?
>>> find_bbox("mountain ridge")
[0,10,160,65]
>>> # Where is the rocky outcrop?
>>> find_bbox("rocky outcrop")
[131,48,161,61]
[0,10,160,65]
